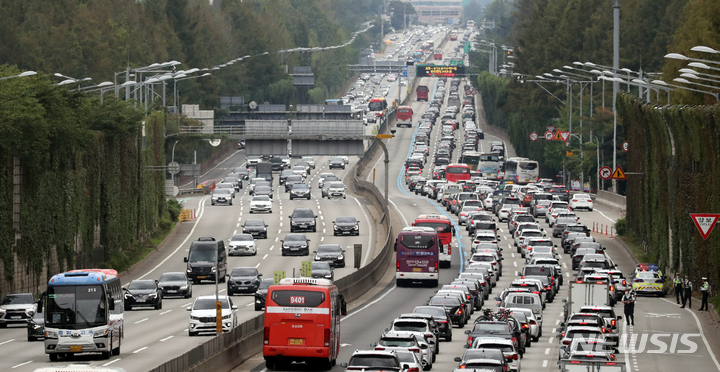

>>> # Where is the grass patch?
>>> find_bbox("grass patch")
[618,234,654,263]
[103,210,178,273]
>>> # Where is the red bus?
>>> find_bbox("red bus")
[396,106,414,128]
[263,278,347,369]
[412,214,454,268]
[434,49,443,60]
[416,85,429,101]
[445,163,471,183]
[395,226,440,287]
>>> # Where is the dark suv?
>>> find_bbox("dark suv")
[123,280,163,310]
[289,208,317,232]
[413,306,453,341]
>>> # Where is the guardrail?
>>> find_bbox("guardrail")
[148,132,394,372]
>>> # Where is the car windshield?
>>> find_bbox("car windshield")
[380,338,416,347]
[317,245,342,253]
[292,184,309,190]
[293,210,314,218]
[214,189,232,196]
[336,217,357,224]
[414,306,446,317]
[393,321,427,332]
[348,355,399,369]
[231,268,257,276]
[232,234,253,242]
[128,281,156,290]
[2,294,34,305]
[193,298,230,310]
[476,343,514,352]
[217,183,234,189]
[285,234,307,242]
[312,262,330,270]
[188,249,217,262]
[159,273,186,282]
[252,196,270,202]
[328,182,344,188]
[245,220,264,227]
[474,323,510,333]
[636,272,660,279]
[396,351,416,363]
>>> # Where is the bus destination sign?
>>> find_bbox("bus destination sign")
[416,65,465,77]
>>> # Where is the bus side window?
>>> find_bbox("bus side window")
[338,295,347,316]
[394,239,398,252]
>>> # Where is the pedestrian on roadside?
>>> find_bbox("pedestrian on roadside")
[674,274,684,304]
[700,277,710,311]
[681,276,692,309]
[621,288,636,326]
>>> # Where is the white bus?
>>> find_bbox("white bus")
[504,157,539,184]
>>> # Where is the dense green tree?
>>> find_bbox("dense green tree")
[389,1,416,30]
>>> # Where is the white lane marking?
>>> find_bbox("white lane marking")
[662,298,720,371]
[102,359,121,366]
[320,215,324,220]
[544,348,550,354]
[349,195,374,266]
[597,210,617,222]
[565,272,569,277]
[160,310,172,315]
[219,289,227,293]
[323,229,327,234]
[133,346,149,354]
[278,229,281,234]
[562,262,567,268]
[139,198,207,279]
[275,237,279,242]
[263,254,269,259]
[238,217,242,221]
[135,318,148,324]
[341,284,398,322]
[513,261,517,267]
[280,223,283,227]
[270,245,274,251]
[180,302,192,308]
[321,236,325,242]
[236,223,240,227]
[11,361,32,369]
[246,303,254,307]
[511,253,515,258]
[542,360,548,368]
[499,228,504,233]
[255,263,260,268]
[548,337,554,344]
[233,230,237,235]
[160,335,174,342]
[389,199,410,226]
[0,339,14,346]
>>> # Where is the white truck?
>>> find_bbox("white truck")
[563,281,610,319]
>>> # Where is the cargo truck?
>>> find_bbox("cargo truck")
[562,280,610,320]
[256,162,274,183]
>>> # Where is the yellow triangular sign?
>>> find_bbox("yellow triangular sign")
[553,130,563,140]
[611,166,627,180]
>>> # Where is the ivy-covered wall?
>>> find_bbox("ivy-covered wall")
[0,67,166,296]
[619,94,720,284]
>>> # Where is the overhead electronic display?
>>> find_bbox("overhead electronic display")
[416,65,465,77]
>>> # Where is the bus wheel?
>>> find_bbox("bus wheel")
[49,353,58,362]
[265,359,276,370]
[102,351,112,359]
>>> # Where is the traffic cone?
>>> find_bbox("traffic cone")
[592,222,596,232]
[610,227,615,238]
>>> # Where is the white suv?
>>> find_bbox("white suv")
[187,295,237,336]
[569,193,594,211]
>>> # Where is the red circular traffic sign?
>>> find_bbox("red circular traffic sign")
[530,132,538,141]
[544,131,553,140]
[622,141,628,152]
[599,166,612,180]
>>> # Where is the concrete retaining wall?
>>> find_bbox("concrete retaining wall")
[595,190,627,213]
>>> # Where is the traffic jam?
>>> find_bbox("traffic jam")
[341,38,650,372]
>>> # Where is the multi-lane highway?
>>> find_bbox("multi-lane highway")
[0,150,383,371]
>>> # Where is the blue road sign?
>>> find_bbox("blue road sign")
[402,66,408,78]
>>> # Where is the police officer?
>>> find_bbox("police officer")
[681,276,692,309]
[621,288,636,326]
[700,277,710,311]
[674,274,684,304]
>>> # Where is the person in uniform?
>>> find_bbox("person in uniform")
[700,277,710,311]
[621,288,636,326]
[681,276,692,309]
[674,274,684,304]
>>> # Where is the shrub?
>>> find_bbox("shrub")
[167,199,183,222]
[615,218,627,236]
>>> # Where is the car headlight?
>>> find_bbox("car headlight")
[211,267,217,273]
[338,255,344,260]
[124,293,133,298]
[180,285,188,290]
[190,315,200,320]
[26,310,34,316]
[222,314,232,320]
[301,245,307,248]
[93,329,109,338]
[33,324,43,330]
[44,330,58,339]
[354,225,359,230]
[325,274,332,278]
[333,225,340,230]
[149,293,157,298]
[187,268,192,273]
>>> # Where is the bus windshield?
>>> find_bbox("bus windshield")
[398,234,436,249]
[368,99,386,112]
[45,285,107,329]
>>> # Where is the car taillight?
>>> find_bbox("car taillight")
[522,324,529,329]
[545,286,552,290]
[467,337,473,345]
[264,327,270,345]
[611,319,616,327]
[324,328,331,347]
[508,354,519,360]
[397,261,400,271]
[511,337,516,344]
[530,319,536,324]
[409,348,420,352]
[375,347,386,350]
[635,279,644,282]
[610,286,615,291]
[408,368,420,372]
[572,199,578,202]
[622,280,627,286]
[563,340,570,345]
[456,308,463,315]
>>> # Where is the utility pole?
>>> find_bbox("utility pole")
[612,0,620,193]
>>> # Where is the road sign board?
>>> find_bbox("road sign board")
[167,161,180,175]
[599,166,612,180]
[273,271,286,285]
[559,131,570,142]
[544,131,553,140]
[611,166,627,180]
[622,141,628,152]
[402,66,408,78]
[546,126,556,133]
[376,134,393,139]
[529,132,538,141]
[216,302,223,333]
[690,213,720,240]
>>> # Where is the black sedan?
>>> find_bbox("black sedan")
[157,272,192,298]
[227,267,263,295]
[314,244,346,267]
[311,262,334,281]
[333,216,359,236]
[123,280,163,310]
[243,219,268,239]
[328,157,345,169]
[281,233,311,256]
[27,310,44,342]
[289,183,312,200]
[254,278,274,311]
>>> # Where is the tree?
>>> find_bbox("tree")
[389,1,416,30]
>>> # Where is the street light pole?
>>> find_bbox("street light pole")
[612,0,620,193]
[171,140,180,184]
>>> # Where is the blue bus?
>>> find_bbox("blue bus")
[40,269,123,361]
